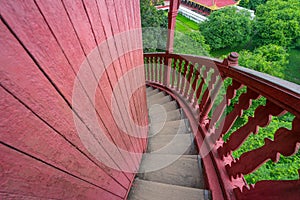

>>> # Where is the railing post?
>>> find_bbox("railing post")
[223,52,239,67]
[164,0,180,86]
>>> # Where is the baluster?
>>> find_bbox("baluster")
[199,68,219,111]
[176,59,184,91]
[189,63,200,104]
[170,58,178,88]
[163,55,169,86]
[184,63,194,99]
[151,56,155,82]
[219,100,286,158]
[226,117,300,178]
[159,56,164,84]
[193,65,209,108]
[208,80,243,140]
[179,61,189,95]
[216,88,261,141]
[199,70,222,124]
[145,57,149,81]
[155,56,159,82]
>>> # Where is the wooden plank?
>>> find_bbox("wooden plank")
[102,0,143,158]
[0,19,130,187]
[0,144,121,200]
[0,0,74,102]
[0,87,126,197]
[40,0,138,172]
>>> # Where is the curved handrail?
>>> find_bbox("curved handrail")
[144,52,300,200]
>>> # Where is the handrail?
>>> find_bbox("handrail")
[144,52,300,200]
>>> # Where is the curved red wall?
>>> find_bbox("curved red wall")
[0,0,147,199]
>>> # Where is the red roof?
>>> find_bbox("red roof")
[193,0,239,9]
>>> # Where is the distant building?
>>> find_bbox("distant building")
[181,0,240,15]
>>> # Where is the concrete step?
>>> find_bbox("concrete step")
[149,109,182,124]
[149,119,189,136]
[146,88,160,97]
[147,134,197,155]
[147,91,166,102]
[147,95,172,106]
[146,87,153,92]
[138,154,204,188]
[148,100,178,115]
[128,179,210,200]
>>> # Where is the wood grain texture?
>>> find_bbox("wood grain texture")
[1,0,146,198]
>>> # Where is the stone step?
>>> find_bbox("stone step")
[148,100,178,115]
[147,134,197,155]
[147,95,172,106]
[147,91,166,101]
[138,154,204,188]
[146,87,153,92]
[128,179,210,200]
[149,119,189,136]
[146,88,160,97]
[149,109,182,124]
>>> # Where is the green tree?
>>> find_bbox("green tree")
[140,0,168,52]
[239,44,289,78]
[239,0,267,10]
[254,0,300,48]
[200,7,253,50]
[174,31,210,56]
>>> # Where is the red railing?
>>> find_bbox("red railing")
[144,52,300,200]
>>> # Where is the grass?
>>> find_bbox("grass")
[176,14,199,33]
[285,48,300,85]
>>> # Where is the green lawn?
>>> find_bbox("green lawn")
[286,48,300,85]
[176,14,199,33]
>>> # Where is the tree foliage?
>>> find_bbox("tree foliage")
[140,0,168,52]
[239,44,289,78]
[254,0,300,48]
[199,7,253,50]
[173,31,210,56]
[239,0,267,10]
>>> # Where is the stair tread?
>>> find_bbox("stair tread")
[132,86,209,200]
[138,154,204,188]
[148,100,178,115]
[128,179,209,200]
[146,89,160,96]
[147,91,166,101]
[147,134,197,155]
[147,95,172,106]
[150,119,189,136]
[149,109,182,123]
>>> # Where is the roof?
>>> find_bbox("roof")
[190,0,240,10]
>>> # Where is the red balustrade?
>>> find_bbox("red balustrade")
[144,52,300,200]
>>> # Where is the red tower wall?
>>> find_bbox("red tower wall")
[0,0,147,199]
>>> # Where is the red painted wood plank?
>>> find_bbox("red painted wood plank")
[113,0,145,148]
[0,0,74,102]
[0,87,126,197]
[53,0,138,171]
[0,144,122,200]
[81,2,142,166]
[0,20,130,187]
[104,0,141,141]
[234,179,300,200]
[103,0,145,153]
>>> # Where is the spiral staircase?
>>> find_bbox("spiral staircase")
[128,87,211,200]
